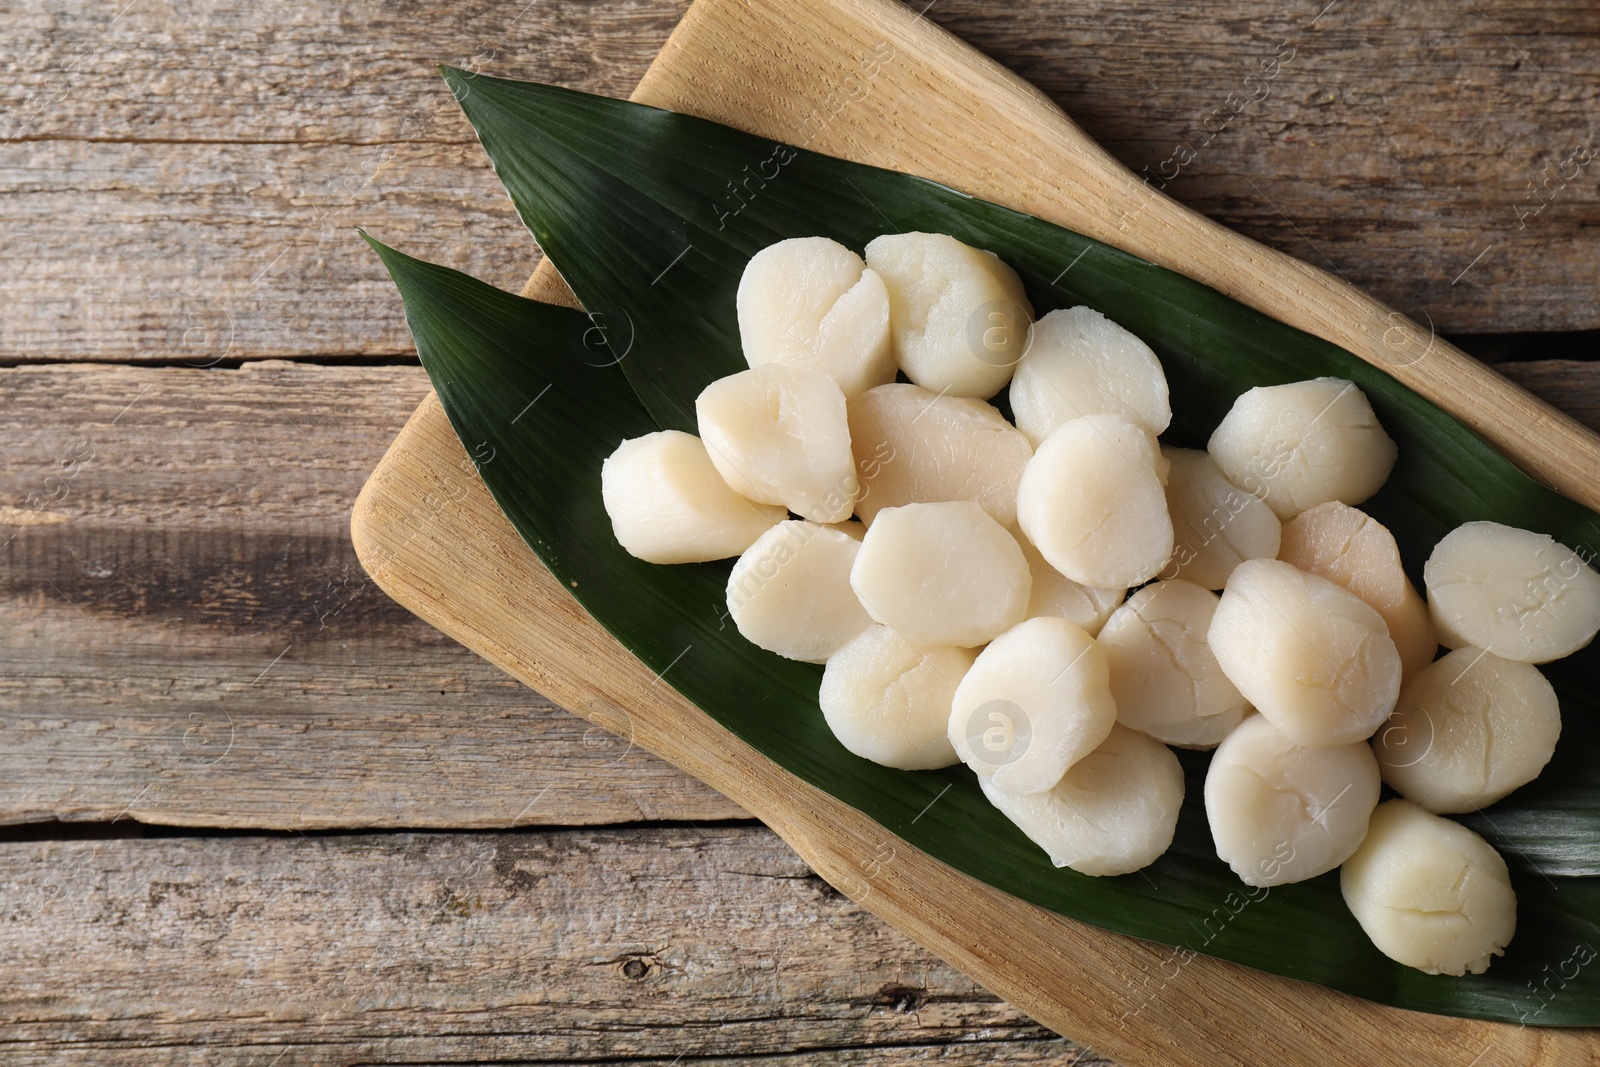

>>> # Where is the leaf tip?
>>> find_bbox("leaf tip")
[358,231,428,299]
[438,65,476,103]
[358,228,398,264]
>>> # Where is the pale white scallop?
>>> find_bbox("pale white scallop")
[696,364,858,523]
[1424,520,1600,664]
[1009,305,1171,445]
[725,521,874,664]
[736,236,895,397]
[1279,502,1437,681]
[1373,647,1561,813]
[1015,533,1125,636]
[948,616,1117,796]
[1160,446,1282,590]
[981,725,1184,877]
[1099,579,1249,749]
[601,430,786,564]
[1015,414,1173,589]
[1205,713,1381,887]
[849,501,1030,649]
[1207,377,1398,519]
[847,382,1032,527]
[1340,799,1517,976]
[864,231,1034,399]
[1209,558,1402,747]
[819,625,974,770]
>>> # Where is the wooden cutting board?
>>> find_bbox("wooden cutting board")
[351,0,1600,1062]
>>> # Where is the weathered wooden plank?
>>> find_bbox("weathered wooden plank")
[0,361,745,829]
[0,826,1091,1065]
[1,359,1595,831]
[2,0,1599,367]
[0,0,682,144]
[0,141,534,363]
[0,0,670,363]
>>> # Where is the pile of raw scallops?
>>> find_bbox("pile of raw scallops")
[601,232,1600,977]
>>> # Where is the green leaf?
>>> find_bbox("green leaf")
[362,70,1600,1024]
[365,236,1600,1027]
[441,66,1600,877]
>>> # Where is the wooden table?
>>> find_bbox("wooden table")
[2,1,1596,1062]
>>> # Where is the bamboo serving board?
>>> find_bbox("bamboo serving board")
[351,0,1600,1062]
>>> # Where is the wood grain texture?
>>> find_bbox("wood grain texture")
[0,358,1591,834]
[0,141,537,362]
[0,0,672,364]
[352,0,1600,1060]
[4,0,1600,364]
[0,826,1088,1065]
[0,361,743,829]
